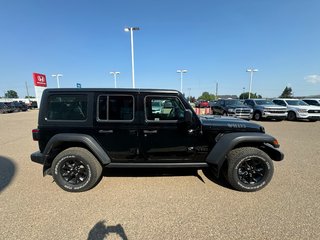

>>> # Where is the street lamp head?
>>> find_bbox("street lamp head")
[177,69,188,73]
[124,27,140,32]
[52,74,63,77]
[246,68,258,72]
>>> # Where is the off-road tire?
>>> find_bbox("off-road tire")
[287,111,296,121]
[52,147,102,192]
[226,147,274,192]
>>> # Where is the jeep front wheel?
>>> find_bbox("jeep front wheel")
[52,147,102,192]
[226,147,274,192]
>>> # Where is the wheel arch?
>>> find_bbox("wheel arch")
[206,132,284,177]
[42,133,111,175]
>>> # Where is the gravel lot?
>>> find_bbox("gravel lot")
[0,110,319,240]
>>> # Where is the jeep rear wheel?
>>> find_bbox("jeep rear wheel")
[52,147,102,192]
[226,147,274,192]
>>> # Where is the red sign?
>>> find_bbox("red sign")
[33,73,47,87]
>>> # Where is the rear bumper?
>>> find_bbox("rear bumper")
[31,151,45,165]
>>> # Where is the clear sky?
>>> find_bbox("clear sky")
[0,0,319,98]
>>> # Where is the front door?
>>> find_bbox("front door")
[141,95,199,162]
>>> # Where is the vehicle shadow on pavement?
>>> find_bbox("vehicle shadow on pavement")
[103,168,231,188]
[0,156,16,193]
[87,220,127,240]
[202,169,233,190]
[103,168,204,182]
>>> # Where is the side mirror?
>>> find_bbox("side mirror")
[184,109,193,124]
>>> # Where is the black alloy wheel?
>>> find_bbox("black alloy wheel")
[52,147,102,192]
[226,147,274,192]
[237,158,267,185]
[60,159,88,185]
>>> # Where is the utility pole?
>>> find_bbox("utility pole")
[215,82,218,100]
[25,82,30,103]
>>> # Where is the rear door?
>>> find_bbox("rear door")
[94,93,139,161]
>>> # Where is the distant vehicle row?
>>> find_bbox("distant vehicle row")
[0,101,38,114]
[207,98,320,121]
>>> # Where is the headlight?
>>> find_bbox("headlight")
[297,109,308,113]
[227,108,235,113]
[250,109,253,113]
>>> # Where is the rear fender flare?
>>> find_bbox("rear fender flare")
[43,133,111,167]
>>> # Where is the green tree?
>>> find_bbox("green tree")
[5,90,18,98]
[279,87,293,98]
[197,91,215,101]
[239,92,262,99]
[186,96,196,102]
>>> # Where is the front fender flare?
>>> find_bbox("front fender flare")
[206,132,282,177]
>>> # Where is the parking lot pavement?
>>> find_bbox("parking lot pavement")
[0,111,319,240]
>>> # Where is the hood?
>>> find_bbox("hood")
[259,105,287,109]
[225,104,250,109]
[199,115,264,133]
[288,105,320,110]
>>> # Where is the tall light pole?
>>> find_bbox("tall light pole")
[51,74,63,88]
[187,88,191,102]
[177,69,187,93]
[246,68,258,99]
[124,27,140,88]
[110,72,120,88]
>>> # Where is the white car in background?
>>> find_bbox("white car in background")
[273,98,320,122]
[302,98,320,106]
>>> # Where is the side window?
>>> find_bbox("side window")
[274,100,285,106]
[47,94,87,121]
[98,95,134,121]
[145,96,185,121]
[245,100,253,106]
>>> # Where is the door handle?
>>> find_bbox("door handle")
[143,130,157,134]
[99,130,113,134]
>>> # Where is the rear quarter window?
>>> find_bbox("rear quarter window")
[46,94,87,121]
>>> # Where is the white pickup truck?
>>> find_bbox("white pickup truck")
[273,98,320,121]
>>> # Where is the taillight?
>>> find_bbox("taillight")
[32,129,40,141]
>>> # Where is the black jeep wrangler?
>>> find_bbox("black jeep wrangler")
[31,88,284,192]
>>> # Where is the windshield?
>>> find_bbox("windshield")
[225,100,242,106]
[286,100,308,106]
[254,100,275,105]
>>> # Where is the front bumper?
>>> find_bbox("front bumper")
[263,112,287,119]
[228,113,252,120]
[296,112,320,120]
[31,151,45,165]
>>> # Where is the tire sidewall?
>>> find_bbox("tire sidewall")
[287,111,296,121]
[53,154,93,192]
[231,154,273,192]
[254,111,261,121]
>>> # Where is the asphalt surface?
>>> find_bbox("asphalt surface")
[0,110,319,240]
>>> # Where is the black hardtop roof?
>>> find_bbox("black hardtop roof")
[43,88,180,94]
